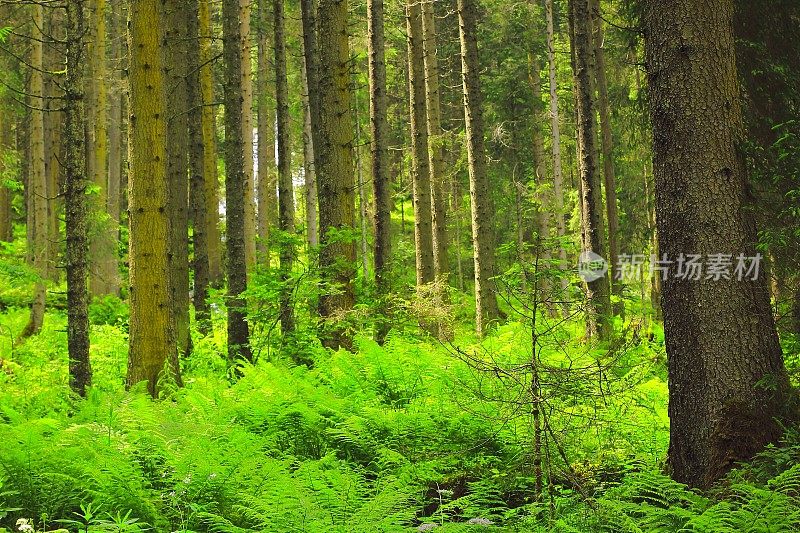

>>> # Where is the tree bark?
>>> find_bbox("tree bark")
[19,3,48,342]
[257,0,276,262]
[367,0,392,342]
[162,0,192,359]
[406,0,435,286]
[127,0,182,395]
[223,0,252,361]
[241,0,256,271]
[422,0,448,282]
[199,0,223,285]
[107,0,124,283]
[645,0,793,488]
[590,0,621,312]
[273,0,295,336]
[187,0,211,330]
[0,96,12,242]
[571,0,611,339]
[301,52,318,250]
[457,0,500,336]
[316,0,357,349]
[64,0,92,396]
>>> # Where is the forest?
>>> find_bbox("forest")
[0,0,798,530]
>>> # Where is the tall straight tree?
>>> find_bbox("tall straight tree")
[256,0,276,262]
[107,0,124,265]
[127,0,182,395]
[273,0,295,335]
[300,52,318,249]
[187,0,211,329]
[19,3,47,341]
[199,0,223,285]
[421,0,448,282]
[406,0,435,286]
[222,0,252,361]
[645,0,793,488]
[457,0,500,336]
[571,0,611,339]
[590,0,621,308]
[241,0,257,271]
[545,0,568,300]
[162,0,191,358]
[64,0,91,395]
[316,0,357,349]
[367,0,392,342]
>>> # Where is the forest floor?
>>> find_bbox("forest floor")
[0,245,799,531]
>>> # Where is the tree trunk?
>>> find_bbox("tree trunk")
[222,0,252,361]
[162,0,192,359]
[590,0,621,313]
[64,0,92,396]
[127,0,182,396]
[422,0,448,282]
[273,0,295,336]
[19,3,48,342]
[44,10,62,283]
[457,0,500,336]
[0,99,12,242]
[406,0,435,286]
[107,0,123,284]
[199,0,223,285]
[240,0,256,271]
[571,0,611,339]
[187,0,211,330]
[353,96,370,280]
[301,52,318,250]
[367,0,392,342]
[545,0,568,302]
[88,0,119,297]
[645,0,793,488]
[257,0,276,263]
[316,0,357,349]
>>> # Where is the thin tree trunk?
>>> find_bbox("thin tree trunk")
[273,0,295,336]
[107,0,123,283]
[367,0,392,343]
[19,3,48,342]
[223,0,252,361]
[64,0,92,396]
[162,0,192,359]
[0,112,10,242]
[257,0,276,262]
[645,0,793,488]
[301,52,318,250]
[44,10,62,283]
[590,0,621,313]
[127,0,182,395]
[572,0,611,339]
[421,0,448,281]
[354,95,370,280]
[406,0,435,286]
[545,0,568,303]
[457,0,500,336]
[199,0,223,285]
[316,0,357,349]
[187,0,211,331]
[241,0,256,271]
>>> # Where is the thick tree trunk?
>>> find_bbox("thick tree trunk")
[199,0,223,285]
[406,0,435,286]
[187,0,211,330]
[545,0,568,302]
[367,0,392,342]
[241,0,256,271]
[421,0,448,282]
[316,0,357,349]
[222,0,252,361]
[64,0,92,396]
[457,0,500,336]
[645,0,793,488]
[301,52,318,250]
[273,0,295,336]
[590,0,621,313]
[571,0,611,339]
[257,0,276,262]
[19,3,48,342]
[127,0,182,396]
[162,0,192,359]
